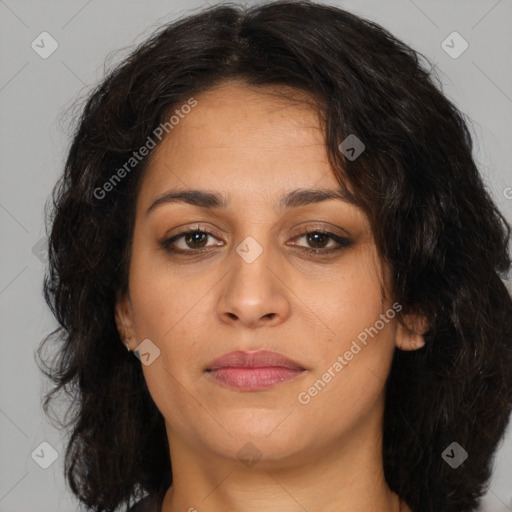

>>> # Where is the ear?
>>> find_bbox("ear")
[396,312,429,351]
[114,292,137,351]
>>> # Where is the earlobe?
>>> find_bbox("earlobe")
[114,293,136,350]
[396,313,429,351]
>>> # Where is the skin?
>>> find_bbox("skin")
[115,81,425,512]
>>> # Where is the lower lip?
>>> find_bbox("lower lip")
[207,367,305,390]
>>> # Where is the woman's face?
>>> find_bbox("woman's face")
[115,81,421,468]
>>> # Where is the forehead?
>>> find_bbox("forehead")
[136,82,344,212]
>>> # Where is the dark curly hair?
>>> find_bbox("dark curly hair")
[36,1,512,511]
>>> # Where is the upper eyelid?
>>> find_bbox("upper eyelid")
[156,211,355,239]
[168,220,351,238]
[165,225,350,249]
[168,223,350,240]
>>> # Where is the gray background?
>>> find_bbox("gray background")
[0,0,511,510]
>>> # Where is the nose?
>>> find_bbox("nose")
[217,243,291,329]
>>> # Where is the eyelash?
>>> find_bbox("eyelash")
[159,227,353,256]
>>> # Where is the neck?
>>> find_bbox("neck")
[161,406,404,512]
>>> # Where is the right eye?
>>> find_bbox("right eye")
[159,229,224,254]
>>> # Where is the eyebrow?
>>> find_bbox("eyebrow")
[145,187,357,216]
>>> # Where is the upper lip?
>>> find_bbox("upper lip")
[205,350,305,371]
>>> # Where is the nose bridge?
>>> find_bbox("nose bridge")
[217,227,290,326]
[228,202,277,275]
[229,230,277,298]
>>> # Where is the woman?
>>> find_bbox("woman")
[37,2,512,511]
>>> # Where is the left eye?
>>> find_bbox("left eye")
[165,230,222,251]
[160,229,352,254]
[292,230,347,251]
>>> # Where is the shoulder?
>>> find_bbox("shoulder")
[126,494,161,512]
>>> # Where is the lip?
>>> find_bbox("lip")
[205,350,307,391]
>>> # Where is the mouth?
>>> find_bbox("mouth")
[205,350,307,391]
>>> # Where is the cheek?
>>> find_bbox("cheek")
[296,249,396,411]
[295,319,396,437]
[126,245,212,411]
[314,248,388,350]
[128,262,209,429]
[127,238,213,341]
